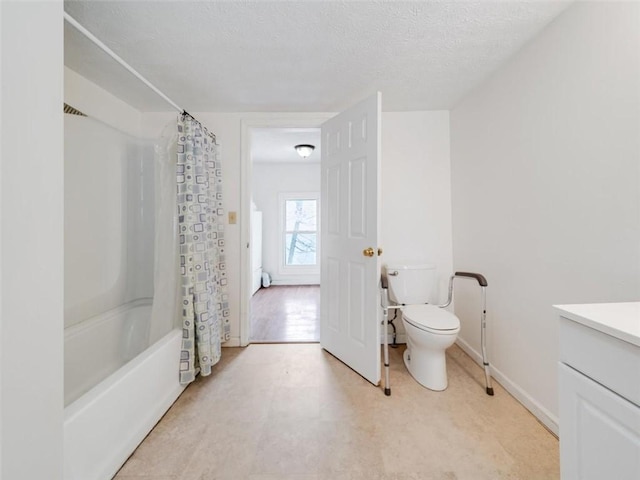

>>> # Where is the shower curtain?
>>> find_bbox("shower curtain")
[150,122,180,347]
[176,114,229,384]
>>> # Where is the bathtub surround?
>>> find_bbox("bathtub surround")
[64,114,155,330]
[63,108,161,399]
[64,299,154,406]
[177,114,229,384]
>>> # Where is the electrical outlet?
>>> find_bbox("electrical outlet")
[228,211,237,224]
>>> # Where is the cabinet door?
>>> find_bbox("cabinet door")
[559,363,640,480]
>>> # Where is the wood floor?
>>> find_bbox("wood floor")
[250,285,320,343]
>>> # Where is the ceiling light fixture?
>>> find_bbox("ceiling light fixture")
[294,144,315,158]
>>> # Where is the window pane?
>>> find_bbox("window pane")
[285,199,317,231]
[285,233,317,265]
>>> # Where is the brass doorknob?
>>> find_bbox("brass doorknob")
[363,247,375,257]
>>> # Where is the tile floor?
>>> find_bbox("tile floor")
[114,344,559,480]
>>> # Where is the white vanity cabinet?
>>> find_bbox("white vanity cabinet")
[555,303,640,480]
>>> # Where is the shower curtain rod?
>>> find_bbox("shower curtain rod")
[64,12,183,113]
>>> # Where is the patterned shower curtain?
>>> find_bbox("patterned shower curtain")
[177,113,230,384]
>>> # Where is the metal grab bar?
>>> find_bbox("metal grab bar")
[381,271,494,397]
[455,271,488,286]
[380,282,399,396]
[436,271,488,308]
[437,272,493,396]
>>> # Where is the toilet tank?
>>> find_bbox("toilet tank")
[385,264,436,305]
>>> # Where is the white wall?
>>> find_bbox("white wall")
[381,111,453,341]
[450,1,640,434]
[142,110,453,346]
[252,162,321,285]
[0,1,64,478]
[381,112,452,299]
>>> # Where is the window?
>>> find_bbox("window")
[279,193,320,273]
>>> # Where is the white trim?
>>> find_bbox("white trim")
[455,337,559,436]
[240,115,333,347]
[270,277,320,286]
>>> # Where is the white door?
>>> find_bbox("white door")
[320,92,382,385]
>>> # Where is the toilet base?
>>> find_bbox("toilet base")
[403,343,449,391]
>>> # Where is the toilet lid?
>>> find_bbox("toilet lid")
[402,304,460,332]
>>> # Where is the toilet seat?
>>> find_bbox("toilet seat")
[402,304,460,334]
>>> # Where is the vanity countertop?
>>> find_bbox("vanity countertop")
[554,302,640,347]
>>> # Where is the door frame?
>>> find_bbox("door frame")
[239,114,333,346]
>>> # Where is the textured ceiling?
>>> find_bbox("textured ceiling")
[64,1,571,112]
[251,128,321,164]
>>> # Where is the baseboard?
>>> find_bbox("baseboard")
[270,279,320,286]
[455,337,559,436]
[223,337,241,347]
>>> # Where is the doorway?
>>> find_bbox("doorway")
[240,94,382,384]
[242,122,327,344]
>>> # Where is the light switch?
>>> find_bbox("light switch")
[228,211,237,224]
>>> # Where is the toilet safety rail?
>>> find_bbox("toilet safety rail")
[380,271,493,397]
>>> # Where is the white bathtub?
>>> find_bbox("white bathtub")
[64,300,185,480]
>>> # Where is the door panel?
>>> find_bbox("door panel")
[348,262,366,345]
[320,92,381,385]
[326,166,340,234]
[326,257,340,332]
[349,157,366,237]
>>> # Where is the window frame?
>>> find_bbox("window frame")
[278,192,320,276]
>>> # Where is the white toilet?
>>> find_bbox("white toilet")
[385,264,460,391]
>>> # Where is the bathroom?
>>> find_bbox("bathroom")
[1,1,638,479]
